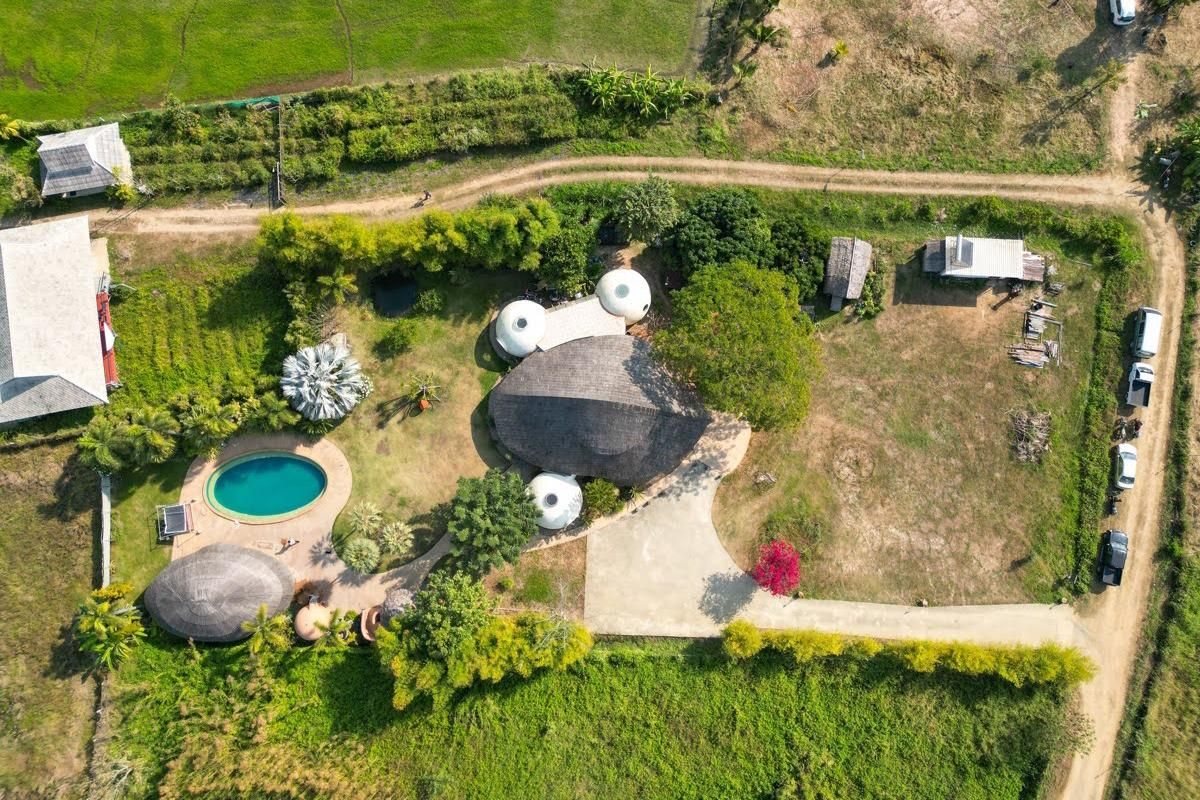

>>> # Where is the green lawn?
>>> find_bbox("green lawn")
[109,636,1078,799]
[0,0,702,118]
[0,443,96,795]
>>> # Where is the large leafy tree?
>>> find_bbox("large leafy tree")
[655,261,821,429]
[615,177,680,244]
[403,571,494,661]
[536,223,595,295]
[770,213,828,303]
[671,188,774,273]
[448,469,541,575]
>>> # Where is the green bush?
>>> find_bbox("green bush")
[404,572,494,661]
[413,288,446,315]
[615,176,680,244]
[536,224,595,295]
[722,619,764,660]
[722,621,1096,687]
[74,584,145,671]
[447,470,542,576]
[342,537,382,574]
[583,478,623,521]
[854,267,886,318]
[769,213,827,302]
[378,318,420,357]
[671,189,774,273]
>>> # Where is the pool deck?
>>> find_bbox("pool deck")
[173,433,443,611]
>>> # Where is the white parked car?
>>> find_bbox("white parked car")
[1110,0,1136,26]
[1114,443,1137,490]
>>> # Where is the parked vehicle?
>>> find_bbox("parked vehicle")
[1098,530,1129,586]
[1126,362,1155,407]
[1131,306,1163,358]
[1109,0,1136,26]
[1113,443,1137,490]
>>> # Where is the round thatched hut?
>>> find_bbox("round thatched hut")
[489,335,709,486]
[145,543,294,643]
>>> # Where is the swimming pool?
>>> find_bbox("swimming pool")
[205,451,328,522]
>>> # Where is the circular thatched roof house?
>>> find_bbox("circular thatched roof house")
[596,269,651,325]
[145,543,294,643]
[494,299,547,359]
[529,472,583,530]
[489,335,710,486]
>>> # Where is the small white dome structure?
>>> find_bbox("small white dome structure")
[494,300,547,358]
[596,269,651,325]
[528,472,583,530]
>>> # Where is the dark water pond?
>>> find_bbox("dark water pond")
[372,273,419,317]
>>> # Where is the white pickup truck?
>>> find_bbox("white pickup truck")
[1126,362,1155,408]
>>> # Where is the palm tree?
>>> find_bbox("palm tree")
[732,61,759,83]
[241,605,292,657]
[125,406,179,465]
[245,391,299,432]
[74,594,146,670]
[78,415,128,474]
[313,608,355,653]
[0,114,24,142]
[316,269,357,305]
[348,501,384,538]
[179,396,239,456]
[281,341,370,421]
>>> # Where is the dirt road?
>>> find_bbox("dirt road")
[79,98,1182,800]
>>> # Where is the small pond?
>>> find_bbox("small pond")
[205,452,327,522]
[371,273,419,317]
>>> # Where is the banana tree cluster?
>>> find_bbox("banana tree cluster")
[577,64,697,120]
[281,340,372,421]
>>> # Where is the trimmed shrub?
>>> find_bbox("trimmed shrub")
[378,318,420,357]
[764,630,846,664]
[413,288,446,315]
[752,540,802,596]
[722,619,765,661]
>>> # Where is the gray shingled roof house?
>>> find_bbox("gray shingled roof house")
[824,237,872,311]
[36,123,132,198]
[145,544,294,642]
[923,233,1046,282]
[489,335,710,486]
[0,217,111,425]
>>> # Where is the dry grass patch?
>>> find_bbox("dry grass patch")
[714,235,1104,604]
[485,538,587,619]
[0,443,96,795]
[727,0,1118,172]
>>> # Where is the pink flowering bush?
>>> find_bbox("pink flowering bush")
[752,540,801,596]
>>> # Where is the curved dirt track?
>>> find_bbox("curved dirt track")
[89,154,1185,800]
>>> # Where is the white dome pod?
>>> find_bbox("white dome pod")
[494,300,547,358]
[596,269,651,325]
[528,472,583,530]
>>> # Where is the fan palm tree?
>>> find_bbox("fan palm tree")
[313,608,356,653]
[281,341,370,421]
[125,406,179,465]
[348,502,384,538]
[316,269,357,305]
[241,605,292,657]
[78,415,128,474]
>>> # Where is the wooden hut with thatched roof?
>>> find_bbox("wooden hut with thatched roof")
[824,237,872,311]
[145,543,293,642]
[489,335,710,486]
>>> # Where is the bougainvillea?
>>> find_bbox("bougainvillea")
[752,539,801,596]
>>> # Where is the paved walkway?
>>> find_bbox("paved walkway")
[173,433,446,611]
[585,462,1090,649]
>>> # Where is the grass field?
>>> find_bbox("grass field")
[0,443,96,795]
[711,192,1147,604]
[108,636,1078,799]
[0,0,702,119]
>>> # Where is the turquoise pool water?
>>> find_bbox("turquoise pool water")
[206,452,327,521]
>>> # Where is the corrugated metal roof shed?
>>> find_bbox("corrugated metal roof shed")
[824,237,872,310]
[37,123,132,197]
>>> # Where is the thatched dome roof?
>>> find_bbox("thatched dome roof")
[489,335,709,486]
[494,300,547,359]
[596,269,651,325]
[529,472,583,530]
[379,588,414,626]
[145,544,294,643]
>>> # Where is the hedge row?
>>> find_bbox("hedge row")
[722,620,1096,688]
